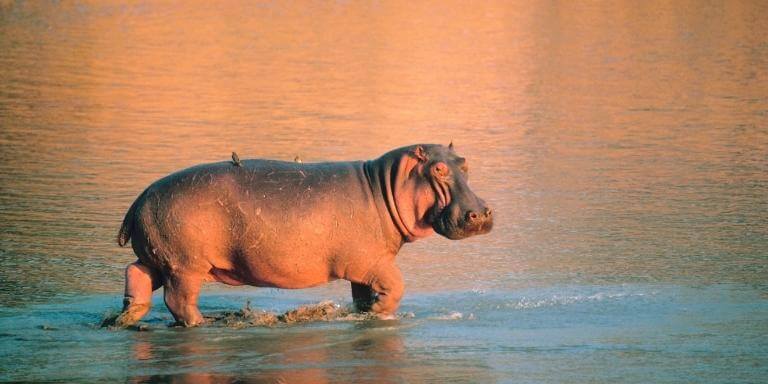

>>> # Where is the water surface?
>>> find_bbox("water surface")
[1,1,766,382]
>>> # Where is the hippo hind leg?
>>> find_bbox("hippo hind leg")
[163,274,204,327]
[112,261,161,327]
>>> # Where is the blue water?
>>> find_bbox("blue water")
[1,284,766,383]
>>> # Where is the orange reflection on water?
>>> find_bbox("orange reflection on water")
[0,0,766,304]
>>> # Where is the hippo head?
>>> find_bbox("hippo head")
[382,143,493,241]
[422,143,493,239]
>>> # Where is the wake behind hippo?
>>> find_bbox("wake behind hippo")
[112,144,493,327]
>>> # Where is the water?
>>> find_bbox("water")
[1,1,766,382]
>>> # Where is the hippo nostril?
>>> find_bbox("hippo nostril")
[485,208,492,217]
[466,211,479,222]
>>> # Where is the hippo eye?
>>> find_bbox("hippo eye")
[433,162,449,178]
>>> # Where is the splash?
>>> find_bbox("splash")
[100,300,416,329]
[203,301,408,328]
[206,300,346,328]
[509,291,653,310]
[432,311,475,320]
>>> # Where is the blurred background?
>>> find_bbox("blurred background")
[0,1,766,382]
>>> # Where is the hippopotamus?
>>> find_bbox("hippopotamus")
[112,143,492,327]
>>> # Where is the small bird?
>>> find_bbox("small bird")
[231,151,242,167]
[294,155,302,164]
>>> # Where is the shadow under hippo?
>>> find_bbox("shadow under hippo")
[111,144,493,327]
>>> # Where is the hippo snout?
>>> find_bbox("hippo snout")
[434,201,493,240]
[465,207,492,223]
[465,207,493,227]
[463,206,493,234]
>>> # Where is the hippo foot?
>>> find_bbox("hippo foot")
[375,313,398,321]
[100,314,150,331]
[169,321,203,328]
[169,317,208,328]
[101,302,152,329]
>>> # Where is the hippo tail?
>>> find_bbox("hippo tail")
[117,188,148,247]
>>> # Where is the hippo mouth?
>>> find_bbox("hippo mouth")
[433,212,460,239]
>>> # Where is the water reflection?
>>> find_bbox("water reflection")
[126,322,486,384]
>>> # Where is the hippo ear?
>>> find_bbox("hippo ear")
[411,145,428,162]
[448,141,454,151]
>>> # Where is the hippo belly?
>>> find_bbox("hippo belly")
[208,239,340,289]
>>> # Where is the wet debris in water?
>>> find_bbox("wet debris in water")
[208,300,346,328]
[99,310,120,328]
[101,300,414,330]
[207,300,280,328]
[206,300,413,328]
[278,300,340,323]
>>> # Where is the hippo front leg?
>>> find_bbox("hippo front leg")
[366,263,404,319]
